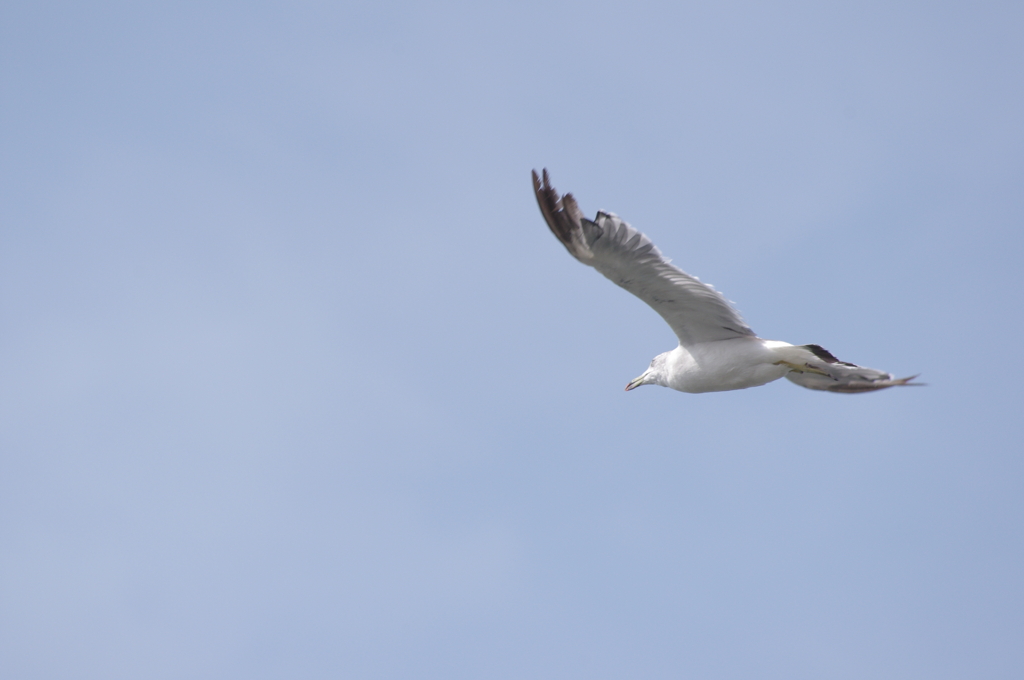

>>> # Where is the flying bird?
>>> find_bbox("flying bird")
[533,169,920,394]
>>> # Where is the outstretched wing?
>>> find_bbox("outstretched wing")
[533,169,755,346]
[784,343,923,393]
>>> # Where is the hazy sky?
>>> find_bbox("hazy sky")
[2,2,1023,678]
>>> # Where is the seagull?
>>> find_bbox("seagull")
[533,169,920,394]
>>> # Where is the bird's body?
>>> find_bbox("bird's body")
[533,169,920,395]
[650,339,789,394]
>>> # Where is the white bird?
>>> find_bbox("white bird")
[533,169,920,394]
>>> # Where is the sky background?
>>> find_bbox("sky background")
[2,2,1023,678]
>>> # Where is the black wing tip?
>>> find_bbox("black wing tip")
[531,168,556,216]
[802,343,855,366]
[531,168,587,259]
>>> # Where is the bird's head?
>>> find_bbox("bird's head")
[625,353,668,391]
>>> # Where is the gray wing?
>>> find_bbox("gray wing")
[533,169,755,346]
[785,344,923,393]
[785,368,922,393]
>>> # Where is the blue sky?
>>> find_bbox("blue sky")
[2,2,1023,678]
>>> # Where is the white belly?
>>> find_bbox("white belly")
[664,339,790,393]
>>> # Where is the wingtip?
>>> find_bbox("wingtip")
[531,168,554,198]
[532,168,587,259]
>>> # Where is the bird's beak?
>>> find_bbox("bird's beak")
[625,371,647,391]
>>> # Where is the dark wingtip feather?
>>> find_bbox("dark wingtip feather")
[802,344,858,367]
[532,168,588,261]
